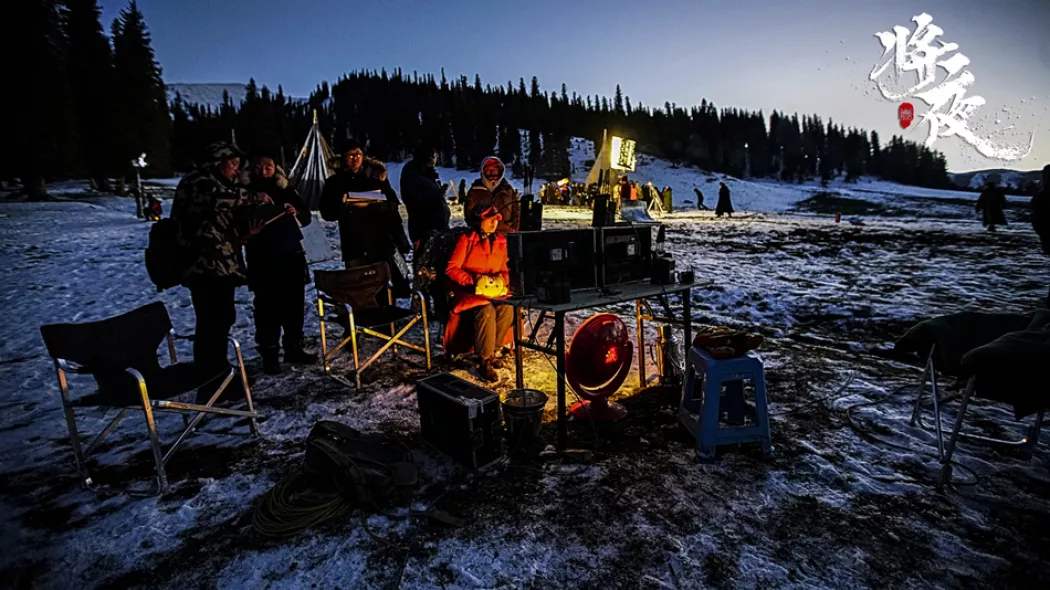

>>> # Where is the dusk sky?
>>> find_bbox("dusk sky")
[99,0,1050,173]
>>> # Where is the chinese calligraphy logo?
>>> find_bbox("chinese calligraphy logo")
[869,13,1034,161]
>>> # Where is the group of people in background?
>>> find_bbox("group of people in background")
[171,140,522,386]
[170,137,1050,389]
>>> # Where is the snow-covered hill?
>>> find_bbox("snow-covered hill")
[948,168,1042,190]
[166,83,248,109]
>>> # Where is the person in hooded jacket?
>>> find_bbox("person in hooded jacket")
[171,142,271,396]
[465,157,520,234]
[975,181,1008,232]
[1032,164,1050,307]
[716,182,734,217]
[446,204,513,382]
[400,144,450,252]
[319,140,412,295]
[239,152,315,375]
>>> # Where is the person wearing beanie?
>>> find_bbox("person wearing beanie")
[465,156,520,234]
[445,203,513,381]
[170,141,272,397]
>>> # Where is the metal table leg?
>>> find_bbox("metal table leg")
[683,288,693,354]
[555,311,567,450]
[636,299,646,388]
[513,306,524,390]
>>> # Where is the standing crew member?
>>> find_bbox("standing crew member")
[465,157,519,234]
[240,152,315,375]
[319,139,411,296]
[171,142,270,398]
[400,144,450,253]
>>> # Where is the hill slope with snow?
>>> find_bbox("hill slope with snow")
[948,168,1042,190]
[166,83,248,109]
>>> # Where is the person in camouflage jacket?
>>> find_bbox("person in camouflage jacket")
[171,142,270,391]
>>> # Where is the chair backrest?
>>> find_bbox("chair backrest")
[315,262,391,312]
[40,301,172,376]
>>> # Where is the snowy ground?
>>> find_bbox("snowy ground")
[1,174,1049,589]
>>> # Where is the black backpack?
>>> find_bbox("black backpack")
[145,218,191,292]
[304,421,418,505]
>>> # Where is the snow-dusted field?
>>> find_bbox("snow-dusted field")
[1,173,1049,589]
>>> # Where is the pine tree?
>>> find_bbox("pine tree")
[614,85,624,116]
[112,0,171,176]
[63,0,120,189]
[10,0,79,199]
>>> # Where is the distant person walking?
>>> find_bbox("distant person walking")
[662,186,673,213]
[716,182,734,218]
[694,187,709,211]
[976,181,1007,232]
[1032,165,1050,308]
[458,179,468,205]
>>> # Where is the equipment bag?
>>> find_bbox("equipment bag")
[145,218,192,292]
[304,421,418,505]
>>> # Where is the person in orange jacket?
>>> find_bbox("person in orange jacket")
[446,203,513,381]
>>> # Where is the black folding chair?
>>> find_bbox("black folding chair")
[40,302,259,495]
[897,312,1046,485]
[315,263,431,388]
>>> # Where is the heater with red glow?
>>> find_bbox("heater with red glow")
[566,313,633,421]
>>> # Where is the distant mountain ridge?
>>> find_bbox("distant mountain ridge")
[948,168,1042,190]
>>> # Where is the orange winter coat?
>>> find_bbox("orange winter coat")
[445,231,511,314]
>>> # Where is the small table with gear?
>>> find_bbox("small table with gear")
[494,281,698,450]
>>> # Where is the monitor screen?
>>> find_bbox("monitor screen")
[507,229,597,296]
[598,225,652,286]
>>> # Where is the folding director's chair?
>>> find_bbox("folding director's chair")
[40,302,259,495]
[900,312,1047,486]
[315,262,431,388]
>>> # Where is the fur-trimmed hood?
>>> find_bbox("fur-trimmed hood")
[239,165,289,190]
[329,155,388,182]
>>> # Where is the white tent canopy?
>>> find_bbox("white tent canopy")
[288,110,337,263]
[289,110,335,211]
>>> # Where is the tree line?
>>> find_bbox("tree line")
[6,0,170,199]
[9,0,957,199]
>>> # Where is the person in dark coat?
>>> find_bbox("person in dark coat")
[1033,164,1050,307]
[239,153,315,374]
[662,186,673,213]
[458,179,467,205]
[694,187,709,211]
[171,142,270,396]
[976,181,1008,232]
[465,157,520,234]
[319,140,412,296]
[400,144,450,252]
[716,182,734,217]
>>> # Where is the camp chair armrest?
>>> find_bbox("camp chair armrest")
[124,367,149,397]
[171,332,195,341]
[56,358,91,374]
[317,293,338,305]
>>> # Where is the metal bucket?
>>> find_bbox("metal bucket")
[500,389,548,442]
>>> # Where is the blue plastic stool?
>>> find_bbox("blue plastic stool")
[678,346,772,461]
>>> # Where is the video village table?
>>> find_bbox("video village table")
[495,282,697,450]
